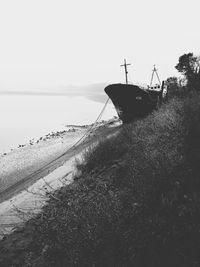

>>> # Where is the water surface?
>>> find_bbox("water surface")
[0,95,116,154]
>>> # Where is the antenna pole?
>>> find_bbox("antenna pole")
[155,69,161,85]
[120,59,131,84]
[150,64,161,86]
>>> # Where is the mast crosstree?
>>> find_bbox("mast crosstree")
[120,59,131,84]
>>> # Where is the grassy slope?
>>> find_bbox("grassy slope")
[1,92,200,266]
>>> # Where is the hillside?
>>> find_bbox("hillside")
[1,91,200,266]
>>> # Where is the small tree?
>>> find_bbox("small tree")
[175,53,200,90]
[165,76,183,97]
[166,76,179,89]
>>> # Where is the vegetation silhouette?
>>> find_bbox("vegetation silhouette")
[1,53,200,266]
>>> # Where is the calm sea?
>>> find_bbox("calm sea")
[0,95,116,154]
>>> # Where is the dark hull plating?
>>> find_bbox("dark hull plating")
[105,83,164,123]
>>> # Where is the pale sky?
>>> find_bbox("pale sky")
[0,0,199,91]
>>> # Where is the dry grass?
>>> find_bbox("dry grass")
[1,91,200,266]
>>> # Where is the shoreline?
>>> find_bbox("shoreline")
[0,117,119,158]
[0,117,121,238]
[0,125,88,194]
[0,122,99,157]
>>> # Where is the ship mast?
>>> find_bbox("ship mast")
[120,59,131,84]
[150,64,161,86]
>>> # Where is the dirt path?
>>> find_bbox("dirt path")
[0,122,120,239]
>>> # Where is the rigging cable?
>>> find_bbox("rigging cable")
[0,97,110,198]
[68,97,110,149]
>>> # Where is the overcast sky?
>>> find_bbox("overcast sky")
[0,0,199,91]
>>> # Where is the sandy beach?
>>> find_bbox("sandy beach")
[0,119,121,239]
[0,126,88,194]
